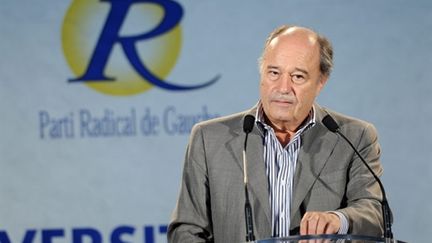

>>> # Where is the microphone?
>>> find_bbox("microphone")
[243,115,256,242]
[322,114,393,241]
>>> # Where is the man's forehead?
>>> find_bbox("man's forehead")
[268,27,318,48]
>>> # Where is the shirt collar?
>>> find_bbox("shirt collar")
[255,101,316,135]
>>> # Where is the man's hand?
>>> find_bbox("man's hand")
[300,211,341,235]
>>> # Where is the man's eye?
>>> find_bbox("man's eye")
[291,74,306,84]
[267,71,280,80]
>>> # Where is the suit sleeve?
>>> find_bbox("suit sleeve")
[337,123,385,236]
[168,124,214,243]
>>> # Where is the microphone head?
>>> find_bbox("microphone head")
[243,115,255,134]
[322,114,340,133]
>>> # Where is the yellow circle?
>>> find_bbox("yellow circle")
[62,0,182,96]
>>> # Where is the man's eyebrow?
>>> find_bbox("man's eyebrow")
[266,66,309,75]
[266,65,280,69]
[293,67,309,75]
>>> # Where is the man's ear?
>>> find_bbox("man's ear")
[316,75,328,95]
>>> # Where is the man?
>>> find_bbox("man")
[168,25,384,242]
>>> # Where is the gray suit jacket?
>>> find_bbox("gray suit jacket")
[168,104,384,243]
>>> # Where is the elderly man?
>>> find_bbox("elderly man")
[168,25,384,242]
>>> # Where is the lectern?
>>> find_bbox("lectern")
[253,234,407,243]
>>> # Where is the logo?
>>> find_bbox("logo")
[62,0,219,96]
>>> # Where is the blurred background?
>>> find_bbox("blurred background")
[1,0,431,242]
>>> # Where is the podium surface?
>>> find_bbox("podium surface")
[254,234,407,243]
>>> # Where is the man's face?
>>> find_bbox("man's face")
[260,29,327,130]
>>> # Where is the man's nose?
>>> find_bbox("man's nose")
[277,74,293,93]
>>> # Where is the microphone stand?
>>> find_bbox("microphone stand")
[243,115,256,242]
[322,115,393,242]
[337,131,393,242]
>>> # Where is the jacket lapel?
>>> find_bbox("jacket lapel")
[225,109,271,236]
[290,105,339,219]
[247,129,271,228]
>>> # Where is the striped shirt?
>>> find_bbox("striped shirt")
[256,104,348,237]
[256,105,316,237]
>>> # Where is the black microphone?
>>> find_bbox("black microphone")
[322,114,393,241]
[243,115,256,242]
[243,115,255,134]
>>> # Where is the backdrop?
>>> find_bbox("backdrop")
[1,0,431,242]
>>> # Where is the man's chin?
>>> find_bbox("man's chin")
[271,113,295,123]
